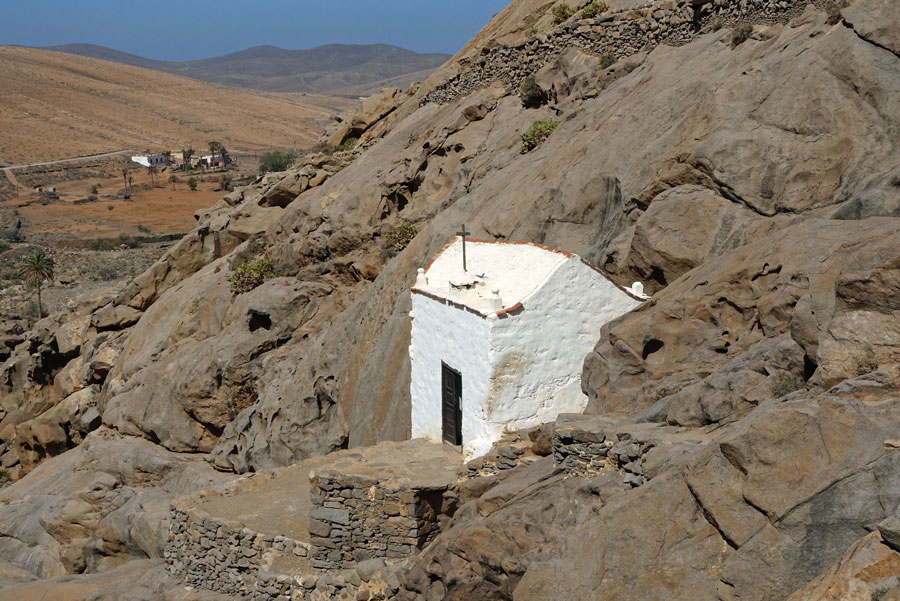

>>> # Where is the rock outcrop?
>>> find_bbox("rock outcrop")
[1,0,900,598]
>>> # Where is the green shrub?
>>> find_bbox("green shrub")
[90,184,99,195]
[405,86,418,96]
[230,258,276,294]
[552,3,575,24]
[88,194,98,202]
[520,120,559,154]
[137,224,151,234]
[88,238,114,251]
[341,137,359,152]
[525,26,539,37]
[23,299,39,319]
[187,177,198,191]
[386,225,418,251]
[731,23,753,48]
[0,240,10,253]
[581,1,608,18]
[258,151,295,174]
[599,52,616,68]
[107,204,114,211]
[852,350,878,376]
[771,373,805,398]
[96,264,121,281]
[1,229,24,243]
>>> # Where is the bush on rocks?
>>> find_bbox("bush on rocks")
[731,23,753,48]
[230,258,276,294]
[581,1,608,19]
[551,3,575,25]
[258,150,295,174]
[386,225,418,251]
[771,373,805,398]
[520,120,559,154]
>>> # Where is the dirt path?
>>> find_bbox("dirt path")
[0,149,134,171]
[3,170,20,190]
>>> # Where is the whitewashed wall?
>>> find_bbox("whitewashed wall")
[476,260,641,456]
[409,258,641,458]
[409,293,490,448]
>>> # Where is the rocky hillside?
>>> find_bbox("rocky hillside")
[1,0,899,598]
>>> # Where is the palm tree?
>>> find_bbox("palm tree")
[169,174,178,190]
[182,148,194,171]
[208,141,228,170]
[121,166,130,197]
[147,165,157,187]
[19,249,54,318]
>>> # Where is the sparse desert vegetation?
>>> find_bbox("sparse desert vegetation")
[520,120,559,153]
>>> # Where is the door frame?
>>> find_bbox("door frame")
[441,362,463,446]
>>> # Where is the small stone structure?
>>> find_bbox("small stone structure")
[410,238,642,458]
[307,440,463,570]
[423,0,831,107]
[553,414,651,486]
[165,497,310,600]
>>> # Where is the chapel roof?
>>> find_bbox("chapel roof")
[411,238,641,316]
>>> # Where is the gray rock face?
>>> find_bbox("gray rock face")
[396,373,900,601]
[0,429,236,579]
[3,0,900,598]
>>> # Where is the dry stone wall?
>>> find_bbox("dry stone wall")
[553,414,651,486]
[423,0,831,106]
[308,470,449,570]
[165,503,310,601]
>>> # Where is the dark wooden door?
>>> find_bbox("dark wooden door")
[441,362,462,446]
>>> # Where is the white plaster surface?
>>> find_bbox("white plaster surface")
[410,292,490,449]
[413,239,567,314]
[478,259,641,456]
[409,240,642,458]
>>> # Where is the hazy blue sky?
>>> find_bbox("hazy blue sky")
[0,0,510,59]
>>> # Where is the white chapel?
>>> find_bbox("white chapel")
[409,233,646,458]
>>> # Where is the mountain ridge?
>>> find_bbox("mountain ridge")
[39,42,451,96]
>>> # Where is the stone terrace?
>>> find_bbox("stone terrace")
[164,440,463,600]
[308,441,464,570]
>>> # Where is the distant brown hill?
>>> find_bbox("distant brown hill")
[41,43,451,96]
[0,46,357,165]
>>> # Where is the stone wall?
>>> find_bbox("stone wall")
[308,469,451,571]
[165,502,310,601]
[423,0,831,106]
[553,414,651,486]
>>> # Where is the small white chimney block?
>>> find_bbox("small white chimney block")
[415,267,428,287]
[628,281,650,299]
[489,287,503,312]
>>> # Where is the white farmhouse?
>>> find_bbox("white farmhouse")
[409,235,645,458]
[131,154,168,168]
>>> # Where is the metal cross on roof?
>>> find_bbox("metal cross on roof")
[457,224,471,272]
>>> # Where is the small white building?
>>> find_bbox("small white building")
[409,236,645,458]
[131,154,168,168]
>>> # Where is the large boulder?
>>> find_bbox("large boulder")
[584,219,900,419]
[0,428,236,577]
